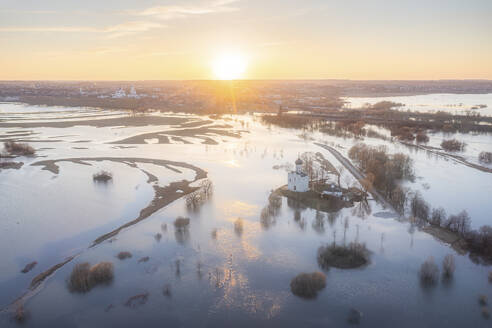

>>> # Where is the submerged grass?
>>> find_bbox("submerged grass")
[290,272,326,299]
[117,252,132,260]
[68,262,114,293]
[3,141,35,156]
[317,242,370,270]
[174,217,190,229]
[93,170,113,182]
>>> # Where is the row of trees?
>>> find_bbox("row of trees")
[441,139,466,152]
[410,192,471,236]
[348,143,414,203]
[410,192,492,263]
[479,151,492,164]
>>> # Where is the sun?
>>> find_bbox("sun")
[212,53,247,80]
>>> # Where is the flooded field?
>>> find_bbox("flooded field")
[343,93,492,116]
[1,102,492,327]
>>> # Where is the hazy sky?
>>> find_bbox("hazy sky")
[1,0,491,80]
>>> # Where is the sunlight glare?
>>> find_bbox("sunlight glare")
[212,53,247,80]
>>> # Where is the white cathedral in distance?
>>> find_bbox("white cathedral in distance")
[288,158,309,192]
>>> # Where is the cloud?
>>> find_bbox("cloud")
[136,0,239,20]
[0,21,164,38]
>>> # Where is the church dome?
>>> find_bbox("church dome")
[295,158,303,165]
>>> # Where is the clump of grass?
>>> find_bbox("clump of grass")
[317,242,370,270]
[4,141,35,156]
[93,170,113,182]
[479,152,492,164]
[124,293,149,308]
[347,308,363,325]
[163,284,172,298]
[290,272,326,299]
[479,295,488,306]
[442,254,455,279]
[138,256,150,263]
[154,233,162,242]
[0,161,23,169]
[482,307,490,319]
[234,218,244,236]
[419,257,439,286]
[69,263,91,292]
[68,262,114,293]
[185,179,213,211]
[88,262,114,287]
[211,228,218,240]
[20,261,37,273]
[174,216,190,229]
[13,304,28,323]
[117,251,132,260]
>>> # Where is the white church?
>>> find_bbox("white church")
[287,158,310,192]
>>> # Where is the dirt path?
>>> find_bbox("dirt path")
[399,141,492,174]
[314,142,394,210]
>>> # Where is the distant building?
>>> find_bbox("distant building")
[112,88,126,98]
[128,86,139,98]
[288,158,309,192]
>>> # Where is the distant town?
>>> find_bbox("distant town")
[1,80,492,114]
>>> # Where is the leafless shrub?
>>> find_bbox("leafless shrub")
[125,293,149,308]
[93,170,113,182]
[186,179,213,211]
[68,262,114,293]
[234,217,244,236]
[200,179,213,197]
[174,216,190,229]
[482,307,490,319]
[211,228,218,240]
[69,263,91,292]
[290,272,326,299]
[489,271,492,283]
[154,233,162,242]
[317,242,370,270]
[347,308,363,325]
[419,257,439,286]
[479,152,492,164]
[88,262,114,286]
[3,141,35,156]
[163,284,172,298]
[117,252,132,260]
[416,132,430,143]
[441,139,466,152]
[442,254,455,278]
[479,294,488,306]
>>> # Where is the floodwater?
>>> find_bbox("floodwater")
[343,93,492,116]
[1,102,492,327]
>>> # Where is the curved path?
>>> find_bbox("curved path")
[314,142,394,210]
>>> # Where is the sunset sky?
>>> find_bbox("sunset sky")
[1,0,491,80]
